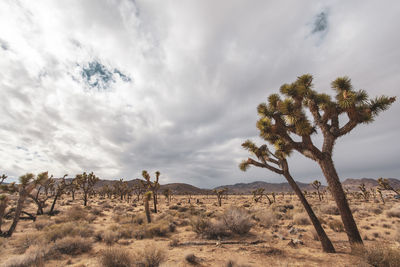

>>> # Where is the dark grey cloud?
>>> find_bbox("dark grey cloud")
[0,0,399,187]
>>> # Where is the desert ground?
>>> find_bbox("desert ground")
[1,192,399,267]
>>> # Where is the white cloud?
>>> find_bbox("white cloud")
[0,0,399,187]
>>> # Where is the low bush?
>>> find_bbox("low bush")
[135,243,167,267]
[3,245,51,267]
[320,204,339,215]
[293,213,311,226]
[252,210,278,229]
[191,216,230,239]
[353,243,400,267]
[99,247,134,267]
[222,207,252,234]
[44,221,94,242]
[386,206,400,218]
[53,236,92,255]
[328,219,344,232]
[13,233,44,254]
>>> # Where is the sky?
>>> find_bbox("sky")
[0,0,399,188]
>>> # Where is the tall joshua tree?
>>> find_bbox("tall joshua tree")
[75,172,99,206]
[240,142,335,253]
[311,180,322,201]
[141,170,160,213]
[255,74,395,245]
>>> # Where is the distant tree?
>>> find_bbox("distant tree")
[376,188,385,204]
[377,178,399,196]
[311,180,322,201]
[133,183,145,202]
[48,174,68,215]
[254,74,395,245]
[140,171,160,213]
[358,183,370,201]
[240,141,335,253]
[252,188,265,203]
[214,188,227,207]
[66,178,79,201]
[75,172,99,206]
[113,179,128,200]
[163,188,172,205]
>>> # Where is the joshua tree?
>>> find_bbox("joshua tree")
[358,183,370,201]
[0,173,45,237]
[28,172,55,215]
[214,188,227,207]
[48,174,68,215]
[113,179,128,200]
[377,178,399,196]
[271,192,276,203]
[66,178,79,201]
[75,172,99,206]
[133,183,145,202]
[141,170,160,213]
[163,188,172,205]
[377,188,385,204]
[240,141,335,253]
[311,180,322,201]
[254,74,395,245]
[252,188,265,203]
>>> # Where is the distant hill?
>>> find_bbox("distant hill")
[342,178,400,191]
[214,181,322,194]
[56,177,399,195]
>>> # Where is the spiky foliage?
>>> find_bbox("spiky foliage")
[254,74,395,246]
[377,177,399,196]
[28,171,55,215]
[358,183,370,201]
[75,172,99,206]
[141,170,161,213]
[311,180,322,201]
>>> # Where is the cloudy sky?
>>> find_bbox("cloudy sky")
[1,0,399,188]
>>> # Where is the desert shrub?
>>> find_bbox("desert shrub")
[353,243,400,267]
[135,243,167,267]
[185,253,199,265]
[100,247,134,267]
[13,233,45,254]
[386,206,400,218]
[222,207,252,234]
[90,207,104,216]
[103,230,120,245]
[191,216,230,239]
[62,205,95,222]
[293,213,311,226]
[44,222,94,242]
[3,245,51,267]
[53,236,92,255]
[328,219,344,232]
[320,204,339,215]
[34,216,54,230]
[253,210,278,228]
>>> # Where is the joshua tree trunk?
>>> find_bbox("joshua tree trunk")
[152,191,157,213]
[281,161,335,253]
[0,197,8,233]
[318,156,362,245]
[4,188,29,237]
[144,195,151,223]
[49,195,59,215]
[83,194,88,207]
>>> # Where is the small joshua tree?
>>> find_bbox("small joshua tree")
[75,172,99,206]
[252,188,265,203]
[311,180,322,201]
[377,188,385,204]
[163,188,172,205]
[358,183,370,201]
[240,141,335,253]
[133,182,145,202]
[67,178,79,201]
[377,177,399,196]
[214,188,227,207]
[254,74,395,245]
[141,171,160,213]
[113,179,128,201]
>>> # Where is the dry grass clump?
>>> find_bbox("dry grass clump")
[13,232,45,254]
[99,247,134,267]
[61,205,96,223]
[293,213,311,226]
[386,206,400,218]
[222,207,253,234]
[353,243,400,267]
[185,253,200,265]
[252,209,278,228]
[2,245,50,267]
[53,236,92,255]
[135,243,167,267]
[191,216,230,239]
[328,219,345,232]
[320,204,339,215]
[34,216,54,230]
[44,221,94,242]
[102,230,120,245]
